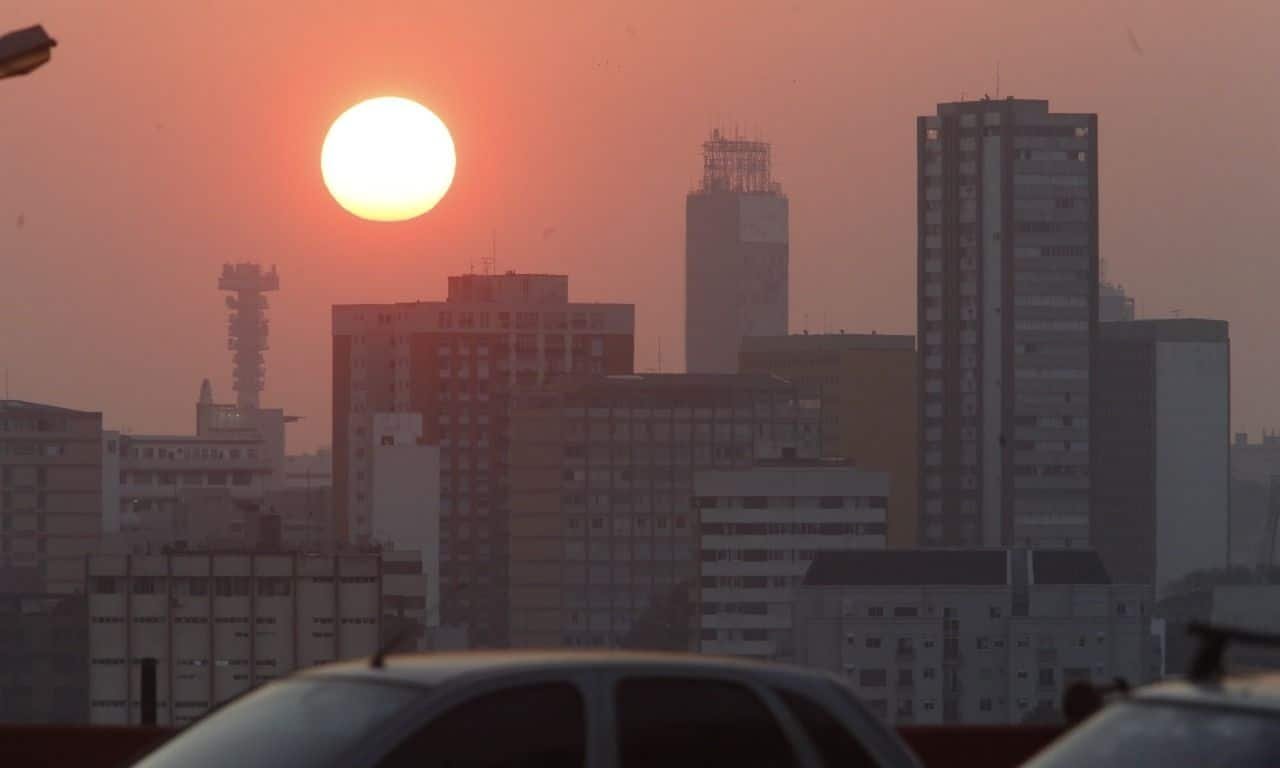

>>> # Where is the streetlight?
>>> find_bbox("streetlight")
[0,25,56,80]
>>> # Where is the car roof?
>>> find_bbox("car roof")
[1135,672,1280,715]
[301,649,841,690]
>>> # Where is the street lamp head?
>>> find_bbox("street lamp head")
[0,25,57,80]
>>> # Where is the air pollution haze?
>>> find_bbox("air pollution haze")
[1,0,1278,451]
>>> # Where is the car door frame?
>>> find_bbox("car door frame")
[350,666,606,768]
[592,664,825,768]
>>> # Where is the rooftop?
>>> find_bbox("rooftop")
[802,549,1113,588]
[0,399,99,417]
[1100,318,1229,344]
[741,333,915,355]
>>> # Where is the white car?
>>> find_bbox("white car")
[132,650,922,768]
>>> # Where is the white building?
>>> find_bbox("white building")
[87,550,417,726]
[371,412,440,628]
[1093,319,1231,594]
[793,549,1152,725]
[696,464,888,660]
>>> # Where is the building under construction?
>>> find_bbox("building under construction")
[219,263,279,410]
[685,129,789,373]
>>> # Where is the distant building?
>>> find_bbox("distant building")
[0,400,105,594]
[284,449,332,489]
[793,549,1152,724]
[370,412,440,626]
[696,464,887,661]
[0,592,87,723]
[506,373,820,649]
[86,550,418,726]
[686,130,789,373]
[918,99,1098,548]
[1229,432,1280,569]
[739,333,918,545]
[1092,319,1230,594]
[333,272,635,647]
[1099,281,1136,322]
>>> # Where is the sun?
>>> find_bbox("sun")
[321,97,456,222]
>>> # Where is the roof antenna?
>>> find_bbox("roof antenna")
[996,61,1001,99]
[371,625,411,668]
[657,338,663,373]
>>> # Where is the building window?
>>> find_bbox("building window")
[858,669,887,688]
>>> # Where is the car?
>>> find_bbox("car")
[1023,623,1280,767]
[128,649,922,768]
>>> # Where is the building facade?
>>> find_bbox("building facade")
[506,374,820,649]
[0,400,104,594]
[0,592,88,723]
[1093,319,1230,594]
[793,549,1151,725]
[696,464,887,660]
[86,550,406,726]
[1098,281,1136,322]
[333,272,635,646]
[686,130,789,373]
[918,98,1098,548]
[370,412,440,626]
[739,333,918,545]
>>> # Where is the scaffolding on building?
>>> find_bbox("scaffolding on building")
[698,128,781,195]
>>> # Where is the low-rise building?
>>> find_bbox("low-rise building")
[86,550,415,726]
[0,591,88,723]
[793,549,1152,725]
[696,463,888,660]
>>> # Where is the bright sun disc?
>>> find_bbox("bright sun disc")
[321,97,456,222]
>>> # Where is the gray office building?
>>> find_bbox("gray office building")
[917,99,1098,548]
[686,130,789,373]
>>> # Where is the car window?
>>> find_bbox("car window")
[1025,700,1280,768]
[376,682,586,768]
[773,687,878,768]
[615,677,798,768]
[133,679,423,768]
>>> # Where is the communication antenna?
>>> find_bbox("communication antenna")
[995,61,1001,99]
[657,338,663,373]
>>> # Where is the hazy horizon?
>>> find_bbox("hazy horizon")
[2,0,1278,451]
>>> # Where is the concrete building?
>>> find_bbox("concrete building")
[0,400,105,594]
[507,374,820,649]
[370,412,440,626]
[0,592,88,723]
[1099,281,1136,322]
[794,549,1152,724]
[739,333,918,545]
[686,130,789,373]
[1093,319,1230,594]
[918,98,1098,548]
[696,464,888,660]
[284,449,332,490]
[333,272,635,646]
[86,550,409,726]
[1229,432,1280,569]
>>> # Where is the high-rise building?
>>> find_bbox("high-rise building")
[1092,319,1230,594]
[792,549,1153,724]
[686,130,789,373]
[696,463,887,661]
[917,98,1098,548]
[0,400,104,594]
[739,333,918,545]
[506,373,820,649]
[333,273,635,646]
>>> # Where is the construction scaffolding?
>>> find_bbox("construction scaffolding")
[698,128,781,195]
[218,263,279,410]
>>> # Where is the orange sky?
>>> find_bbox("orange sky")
[2,0,1278,451]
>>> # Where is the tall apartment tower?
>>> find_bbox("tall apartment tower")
[218,263,280,410]
[686,130,789,373]
[917,99,1098,548]
[333,273,635,646]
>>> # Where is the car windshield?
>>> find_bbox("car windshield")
[1024,700,1280,768]
[133,678,425,768]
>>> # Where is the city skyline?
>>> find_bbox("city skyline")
[3,3,1279,452]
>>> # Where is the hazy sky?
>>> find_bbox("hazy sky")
[2,1,1278,451]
